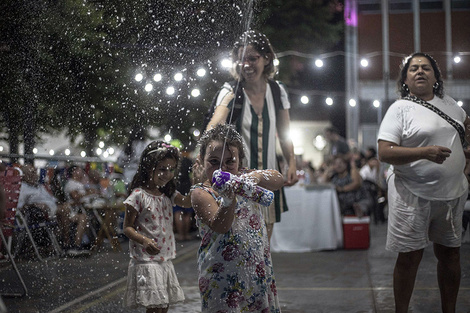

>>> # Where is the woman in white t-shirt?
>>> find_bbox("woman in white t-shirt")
[377,52,470,313]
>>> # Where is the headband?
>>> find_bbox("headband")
[147,143,175,155]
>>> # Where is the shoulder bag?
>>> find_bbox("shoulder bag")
[403,95,466,146]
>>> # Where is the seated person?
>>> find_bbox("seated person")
[56,165,91,254]
[107,170,128,235]
[109,170,127,206]
[18,164,58,220]
[17,164,63,250]
[359,152,388,223]
[84,169,101,194]
[323,156,373,217]
[82,169,107,209]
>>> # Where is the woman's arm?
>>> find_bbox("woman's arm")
[206,89,235,131]
[206,106,230,131]
[320,163,335,183]
[378,140,451,165]
[123,204,160,255]
[276,109,298,186]
[241,169,284,191]
[174,191,192,208]
[337,161,362,192]
[191,187,237,233]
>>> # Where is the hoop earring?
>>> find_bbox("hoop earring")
[433,81,439,92]
[402,83,410,94]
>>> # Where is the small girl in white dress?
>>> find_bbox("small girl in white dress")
[122,141,192,313]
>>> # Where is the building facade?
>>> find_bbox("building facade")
[347,0,470,149]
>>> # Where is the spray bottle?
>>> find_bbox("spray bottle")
[212,169,274,207]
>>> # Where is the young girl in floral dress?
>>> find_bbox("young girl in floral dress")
[191,124,284,312]
[122,141,191,313]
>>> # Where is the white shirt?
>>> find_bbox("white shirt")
[216,81,290,170]
[18,183,58,216]
[359,164,378,184]
[378,95,468,200]
[64,179,86,202]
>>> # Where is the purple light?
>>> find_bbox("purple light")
[344,0,358,27]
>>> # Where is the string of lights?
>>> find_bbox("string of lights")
[129,49,469,113]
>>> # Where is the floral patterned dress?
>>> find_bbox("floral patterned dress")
[193,184,281,313]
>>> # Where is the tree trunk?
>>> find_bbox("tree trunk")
[84,127,97,157]
[23,102,37,165]
[3,106,21,164]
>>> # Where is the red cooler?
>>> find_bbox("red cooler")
[342,216,370,249]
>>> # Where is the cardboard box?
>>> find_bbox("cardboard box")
[342,216,370,249]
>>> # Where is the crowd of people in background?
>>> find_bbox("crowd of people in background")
[0,123,392,260]
[0,152,199,260]
[1,162,130,257]
[293,128,388,223]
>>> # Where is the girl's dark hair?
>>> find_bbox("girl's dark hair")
[129,141,180,198]
[398,52,444,98]
[231,30,276,81]
[198,124,245,166]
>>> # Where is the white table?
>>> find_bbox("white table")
[270,184,343,252]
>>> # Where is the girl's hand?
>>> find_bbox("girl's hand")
[214,179,237,203]
[143,237,160,255]
[192,158,206,185]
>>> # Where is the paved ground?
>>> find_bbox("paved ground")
[1,222,470,313]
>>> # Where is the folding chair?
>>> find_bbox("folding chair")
[13,208,64,260]
[11,169,64,261]
[0,166,28,297]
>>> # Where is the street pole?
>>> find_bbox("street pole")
[345,0,359,146]
[381,0,389,125]
[444,0,453,80]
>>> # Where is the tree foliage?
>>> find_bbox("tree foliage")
[0,0,343,157]
[257,0,343,52]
